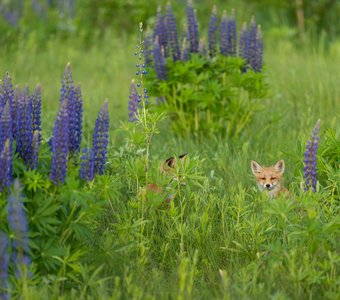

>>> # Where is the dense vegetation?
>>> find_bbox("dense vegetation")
[0,0,339,299]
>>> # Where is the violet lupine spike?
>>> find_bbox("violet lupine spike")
[16,86,34,166]
[61,63,78,154]
[50,100,69,185]
[74,83,83,153]
[165,2,181,61]
[7,179,31,278]
[253,25,263,72]
[31,84,42,135]
[128,80,139,122]
[154,6,169,58]
[186,0,199,54]
[153,36,167,81]
[248,16,257,71]
[208,5,218,58]
[0,140,12,192]
[12,85,20,140]
[29,130,40,170]
[239,22,249,67]
[0,101,12,153]
[93,100,109,175]
[227,9,237,56]
[220,10,228,56]
[0,231,9,300]
[0,72,14,109]
[303,120,320,192]
[79,147,94,181]
[144,27,153,65]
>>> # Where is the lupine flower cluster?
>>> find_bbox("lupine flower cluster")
[1,72,42,190]
[303,120,320,192]
[79,100,110,179]
[150,0,264,82]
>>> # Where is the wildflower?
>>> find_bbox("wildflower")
[239,22,249,68]
[0,140,12,192]
[29,130,40,170]
[248,16,257,71]
[253,25,263,72]
[0,231,9,300]
[227,9,237,56]
[0,101,12,152]
[16,86,34,166]
[165,2,181,61]
[220,10,228,56]
[50,100,69,185]
[303,120,320,192]
[153,36,167,81]
[154,6,168,58]
[74,83,83,153]
[93,100,109,175]
[128,80,139,122]
[0,72,14,111]
[186,0,199,54]
[31,84,42,134]
[79,147,94,181]
[7,179,30,278]
[208,5,218,58]
[144,27,153,65]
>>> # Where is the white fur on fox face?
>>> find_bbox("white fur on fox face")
[258,182,276,191]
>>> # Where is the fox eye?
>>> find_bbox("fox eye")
[260,177,266,180]
[271,177,276,180]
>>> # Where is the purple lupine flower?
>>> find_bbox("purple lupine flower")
[208,5,218,58]
[50,100,69,185]
[303,120,320,192]
[16,86,34,166]
[186,0,199,54]
[165,2,181,61]
[0,231,9,300]
[0,1,22,27]
[92,100,109,175]
[31,84,41,135]
[144,28,153,65]
[239,22,249,68]
[79,147,94,181]
[0,140,12,192]
[220,10,228,56]
[60,63,78,154]
[227,9,237,56]
[153,36,167,81]
[74,84,83,153]
[0,101,12,153]
[12,85,21,140]
[154,6,168,58]
[253,25,263,72]
[7,179,30,278]
[0,73,14,132]
[128,80,139,122]
[29,130,39,170]
[248,16,257,71]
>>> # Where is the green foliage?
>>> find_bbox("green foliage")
[148,54,268,137]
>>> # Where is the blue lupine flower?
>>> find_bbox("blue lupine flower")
[154,6,168,58]
[29,130,40,170]
[165,2,181,61]
[16,86,34,166]
[227,9,237,56]
[0,101,12,153]
[220,10,228,56]
[31,84,41,135]
[253,25,263,72]
[239,22,249,68]
[0,139,12,192]
[144,28,153,65]
[50,100,69,185]
[93,100,109,175]
[79,147,94,181]
[0,231,9,300]
[153,36,167,81]
[7,179,31,278]
[303,120,320,192]
[74,83,83,153]
[0,72,14,133]
[128,80,139,122]
[186,0,199,54]
[11,85,20,140]
[248,16,257,71]
[208,5,218,58]
[61,63,78,154]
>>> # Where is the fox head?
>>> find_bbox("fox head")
[251,160,285,192]
[160,153,188,184]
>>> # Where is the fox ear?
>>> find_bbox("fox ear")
[160,156,176,173]
[273,160,285,174]
[251,160,262,175]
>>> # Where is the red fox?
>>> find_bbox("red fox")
[251,160,289,198]
[142,153,188,203]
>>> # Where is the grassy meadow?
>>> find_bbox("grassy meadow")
[0,2,340,299]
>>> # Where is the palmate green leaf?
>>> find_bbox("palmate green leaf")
[24,169,50,192]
